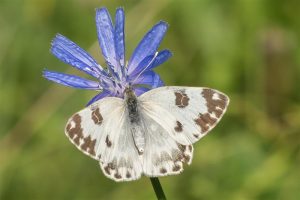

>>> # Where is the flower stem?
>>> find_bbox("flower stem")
[150,177,167,200]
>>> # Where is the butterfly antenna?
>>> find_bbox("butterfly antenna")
[132,52,158,84]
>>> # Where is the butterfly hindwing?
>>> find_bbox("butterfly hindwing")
[65,97,142,181]
[140,112,193,177]
[98,112,143,182]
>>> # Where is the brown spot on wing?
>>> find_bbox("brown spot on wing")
[104,166,111,175]
[105,135,112,147]
[174,121,183,132]
[114,172,122,179]
[108,162,116,170]
[91,107,103,125]
[175,90,190,108]
[202,89,227,118]
[101,159,136,181]
[194,113,217,133]
[172,165,181,172]
[103,162,117,176]
[126,171,131,178]
[66,114,83,145]
[176,143,192,163]
[172,149,184,162]
[81,135,96,156]
[177,143,186,153]
[183,155,191,163]
[160,168,167,174]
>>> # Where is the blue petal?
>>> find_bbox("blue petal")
[132,71,156,85]
[127,21,168,74]
[96,8,122,78]
[147,49,172,71]
[43,70,101,90]
[132,71,164,88]
[128,54,156,77]
[51,34,106,78]
[134,87,150,96]
[128,49,172,77]
[86,90,111,106]
[151,72,164,88]
[114,8,125,67]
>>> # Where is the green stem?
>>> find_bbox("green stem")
[150,177,167,200]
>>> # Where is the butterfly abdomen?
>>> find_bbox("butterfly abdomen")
[131,125,145,155]
[125,87,145,154]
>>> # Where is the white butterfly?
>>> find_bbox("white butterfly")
[65,86,229,182]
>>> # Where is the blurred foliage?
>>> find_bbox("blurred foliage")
[1,0,300,199]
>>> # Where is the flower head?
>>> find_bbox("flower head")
[43,7,172,105]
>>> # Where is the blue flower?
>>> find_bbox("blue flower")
[43,7,172,105]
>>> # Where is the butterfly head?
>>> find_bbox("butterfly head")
[124,86,136,99]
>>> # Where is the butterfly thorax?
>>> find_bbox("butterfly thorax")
[124,87,145,154]
[125,87,139,123]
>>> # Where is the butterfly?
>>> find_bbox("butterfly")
[65,86,229,182]
[43,7,230,182]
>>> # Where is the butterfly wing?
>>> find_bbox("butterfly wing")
[65,97,142,181]
[140,112,193,176]
[139,86,229,145]
[138,86,229,176]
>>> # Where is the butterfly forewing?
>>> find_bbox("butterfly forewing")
[139,86,229,145]
[65,97,122,160]
[65,97,143,181]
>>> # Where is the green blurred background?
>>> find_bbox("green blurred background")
[1,0,300,199]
